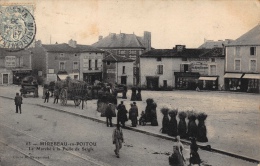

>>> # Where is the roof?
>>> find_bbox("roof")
[42,43,104,53]
[103,53,134,62]
[0,48,31,58]
[199,48,224,57]
[199,39,233,49]
[140,48,218,58]
[227,24,260,46]
[92,33,146,48]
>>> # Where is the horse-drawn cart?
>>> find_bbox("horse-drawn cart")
[56,77,91,107]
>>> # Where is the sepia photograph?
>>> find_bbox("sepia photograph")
[0,0,259,165]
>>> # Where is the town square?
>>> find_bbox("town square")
[0,0,260,166]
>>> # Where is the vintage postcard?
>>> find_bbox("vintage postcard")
[0,0,259,166]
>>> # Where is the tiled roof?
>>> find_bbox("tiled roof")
[227,24,260,46]
[199,40,233,48]
[0,48,31,57]
[42,43,104,53]
[103,53,134,62]
[199,48,224,57]
[140,48,215,58]
[92,33,145,48]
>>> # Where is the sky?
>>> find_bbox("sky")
[1,0,260,49]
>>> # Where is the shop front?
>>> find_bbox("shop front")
[146,76,159,90]
[174,72,200,90]
[83,72,102,85]
[12,69,32,85]
[224,73,246,92]
[242,74,260,93]
[198,76,218,90]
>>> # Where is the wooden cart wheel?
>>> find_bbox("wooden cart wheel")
[60,89,67,106]
[74,98,81,106]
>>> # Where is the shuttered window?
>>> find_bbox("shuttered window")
[157,65,163,74]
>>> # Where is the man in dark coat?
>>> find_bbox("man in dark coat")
[117,101,128,127]
[53,89,59,104]
[14,93,23,114]
[44,90,50,103]
[105,103,113,127]
[129,103,138,127]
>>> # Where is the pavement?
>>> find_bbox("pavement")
[0,85,259,165]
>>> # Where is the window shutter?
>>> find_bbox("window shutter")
[20,57,23,67]
[98,59,102,68]
[83,59,89,68]
[188,64,192,72]
[91,59,95,69]
[180,64,184,72]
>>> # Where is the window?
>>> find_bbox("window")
[95,59,98,70]
[59,62,65,70]
[107,61,110,65]
[235,47,240,56]
[157,65,163,74]
[250,47,256,56]
[210,65,216,75]
[211,58,215,62]
[156,57,162,61]
[235,60,240,71]
[73,62,79,70]
[250,60,256,71]
[60,53,64,57]
[122,66,125,74]
[16,56,23,67]
[89,60,92,70]
[182,57,187,61]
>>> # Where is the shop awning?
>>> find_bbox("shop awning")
[224,73,242,78]
[243,74,260,79]
[198,77,217,81]
[57,74,69,80]
[69,73,79,76]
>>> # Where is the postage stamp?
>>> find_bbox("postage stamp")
[0,5,36,51]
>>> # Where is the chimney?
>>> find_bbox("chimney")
[68,39,77,48]
[143,31,151,51]
[36,40,42,47]
[222,43,225,55]
[99,35,103,41]
[176,45,186,52]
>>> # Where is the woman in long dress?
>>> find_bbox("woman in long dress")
[189,137,201,166]
[169,136,185,166]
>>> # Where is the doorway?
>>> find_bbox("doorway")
[121,76,127,85]
[2,74,9,84]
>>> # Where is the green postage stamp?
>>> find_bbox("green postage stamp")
[0,5,36,51]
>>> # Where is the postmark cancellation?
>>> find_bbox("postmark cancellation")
[0,5,36,51]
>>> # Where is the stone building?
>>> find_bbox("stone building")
[140,45,225,90]
[92,31,151,86]
[102,53,134,86]
[225,24,260,93]
[32,40,104,84]
[0,48,32,85]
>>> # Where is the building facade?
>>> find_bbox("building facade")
[225,24,260,93]
[140,45,225,90]
[0,48,32,85]
[32,40,104,84]
[103,54,134,86]
[92,31,151,86]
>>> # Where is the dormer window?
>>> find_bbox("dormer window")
[107,61,111,65]
[156,57,162,61]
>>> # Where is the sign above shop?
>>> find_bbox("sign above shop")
[5,56,16,67]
